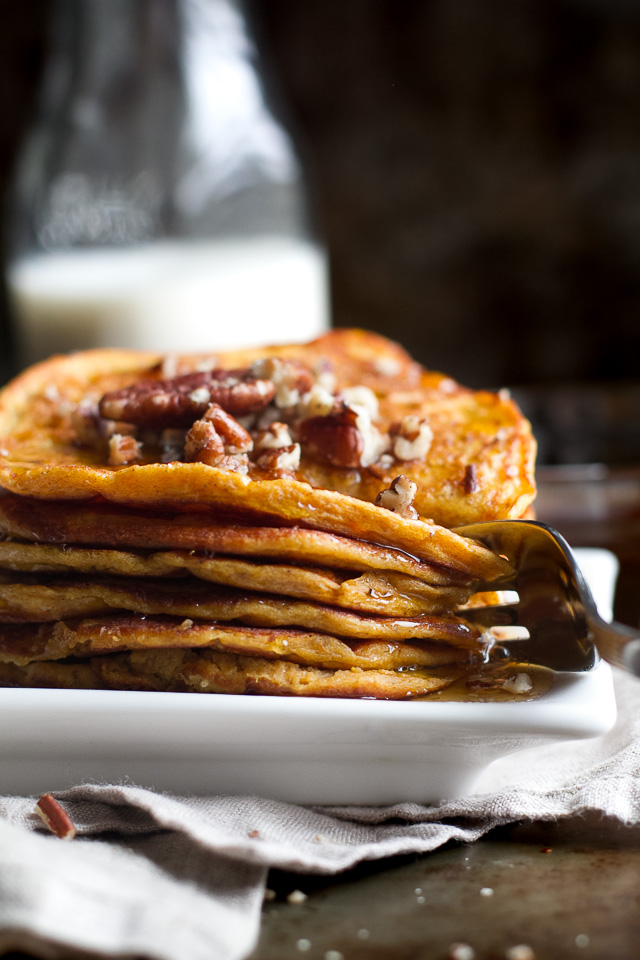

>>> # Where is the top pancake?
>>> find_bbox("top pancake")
[0,329,535,576]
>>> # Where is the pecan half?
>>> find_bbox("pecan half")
[298,403,363,469]
[99,369,276,426]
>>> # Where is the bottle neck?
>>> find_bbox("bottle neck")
[11,0,312,255]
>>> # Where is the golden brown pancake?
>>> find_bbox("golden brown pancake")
[0,659,103,689]
[0,647,465,699]
[0,614,472,670]
[0,330,536,699]
[0,495,476,585]
[0,539,471,616]
[0,575,480,645]
[0,329,533,570]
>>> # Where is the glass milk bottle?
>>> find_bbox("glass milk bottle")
[7,0,329,367]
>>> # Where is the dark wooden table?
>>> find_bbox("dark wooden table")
[252,819,640,960]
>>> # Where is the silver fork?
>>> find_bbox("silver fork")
[453,520,640,677]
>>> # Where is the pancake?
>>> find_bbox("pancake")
[0,614,472,669]
[0,659,103,689]
[0,575,480,645]
[0,495,476,585]
[0,647,466,699]
[0,329,537,699]
[0,539,471,616]
[0,329,533,575]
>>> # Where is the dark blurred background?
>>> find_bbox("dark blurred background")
[2,1,640,625]
[4,1,640,387]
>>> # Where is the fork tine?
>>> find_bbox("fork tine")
[453,520,602,672]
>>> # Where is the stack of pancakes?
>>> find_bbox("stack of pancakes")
[0,330,537,699]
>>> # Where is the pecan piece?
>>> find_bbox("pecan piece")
[296,383,335,419]
[160,428,187,463]
[298,403,363,468]
[99,368,275,427]
[367,453,395,479]
[254,421,294,451]
[184,419,224,465]
[201,403,253,454]
[340,388,389,467]
[184,403,251,473]
[35,794,77,840]
[375,474,419,520]
[250,358,314,409]
[255,443,301,476]
[108,433,143,466]
[70,400,133,447]
[71,401,107,446]
[463,463,478,494]
[391,415,433,461]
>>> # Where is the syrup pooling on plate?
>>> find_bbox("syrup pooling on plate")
[422,662,554,702]
[0,330,541,700]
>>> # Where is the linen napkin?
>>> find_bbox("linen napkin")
[1,668,639,960]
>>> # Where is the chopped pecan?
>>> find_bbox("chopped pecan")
[184,404,251,473]
[298,403,363,469]
[254,422,294,451]
[255,443,301,476]
[185,419,223,463]
[71,402,103,446]
[296,383,335,419]
[340,385,380,420]
[250,358,314,409]
[312,359,337,393]
[99,368,275,427]
[359,420,390,467]
[375,474,419,520]
[108,433,143,465]
[254,403,286,432]
[463,463,478,494]
[71,400,121,446]
[367,453,395,479]
[35,794,77,840]
[160,428,187,463]
[202,404,253,455]
[391,415,433,461]
[184,421,248,473]
[345,398,389,468]
[503,672,533,694]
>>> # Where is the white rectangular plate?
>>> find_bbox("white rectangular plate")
[0,549,618,803]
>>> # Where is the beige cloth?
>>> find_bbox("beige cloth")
[1,670,640,960]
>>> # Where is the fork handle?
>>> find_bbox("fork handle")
[593,620,640,677]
